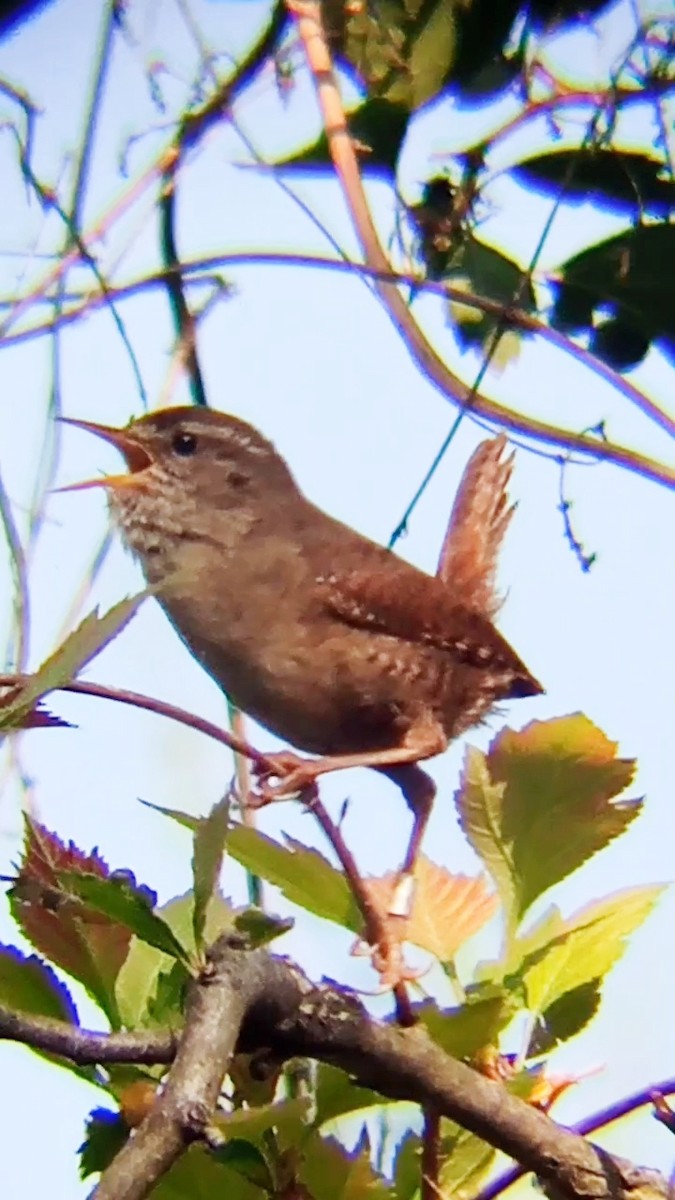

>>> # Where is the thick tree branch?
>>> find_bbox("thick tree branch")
[1,942,668,1200]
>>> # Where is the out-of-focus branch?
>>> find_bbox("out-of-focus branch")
[286,1,675,473]
[158,1,287,407]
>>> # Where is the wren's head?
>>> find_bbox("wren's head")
[61,407,299,561]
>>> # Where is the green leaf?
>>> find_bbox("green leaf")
[226,825,361,932]
[140,799,199,833]
[150,1144,262,1199]
[437,1120,495,1197]
[314,1063,389,1128]
[58,872,191,966]
[115,893,235,1028]
[535,980,602,1051]
[515,885,663,1021]
[0,943,78,1021]
[192,793,231,949]
[211,1140,273,1190]
[233,907,294,948]
[299,1129,390,1200]
[456,715,641,928]
[0,594,146,732]
[79,1108,129,1179]
[443,237,536,353]
[214,1096,311,1143]
[416,992,514,1059]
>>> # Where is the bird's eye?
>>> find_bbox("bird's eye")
[171,431,198,456]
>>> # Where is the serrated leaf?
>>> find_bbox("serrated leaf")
[10,819,136,1024]
[364,857,497,960]
[0,943,78,1021]
[2,700,72,730]
[192,793,230,949]
[226,825,361,932]
[456,715,641,927]
[58,872,191,966]
[79,1108,129,1179]
[537,980,601,1049]
[517,885,663,1020]
[0,944,100,1084]
[140,799,199,833]
[0,594,145,732]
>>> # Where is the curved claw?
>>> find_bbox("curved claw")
[250,751,321,806]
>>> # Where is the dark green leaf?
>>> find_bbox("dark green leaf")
[79,1108,128,1179]
[537,980,602,1050]
[271,98,410,175]
[0,943,78,1021]
[443,237,536,350]
[514,149,675,213]
[233,907,294,948]
[211,1140,273,1190]
[553,222,675,357]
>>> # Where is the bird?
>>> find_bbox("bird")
[62,406,542,890]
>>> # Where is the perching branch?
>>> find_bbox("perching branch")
[0,939,668,1200]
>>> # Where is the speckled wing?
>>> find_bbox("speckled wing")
[436,435,515,618]
[318,567,542,698]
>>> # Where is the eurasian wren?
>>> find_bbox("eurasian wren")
[63,407,542,876]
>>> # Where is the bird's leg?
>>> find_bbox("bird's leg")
[252,723,445,919]
[252,721,445,807]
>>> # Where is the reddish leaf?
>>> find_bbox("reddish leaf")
[363,857,498,960]
[10,818,133,1023]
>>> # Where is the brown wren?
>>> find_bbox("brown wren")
[62,407,542,879]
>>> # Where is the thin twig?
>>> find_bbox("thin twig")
[421,1107,442,1200]
[305,792,415,1025]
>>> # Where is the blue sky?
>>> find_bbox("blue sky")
[0,0,674,1193]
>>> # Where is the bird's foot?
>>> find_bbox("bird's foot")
[249,751,321,807]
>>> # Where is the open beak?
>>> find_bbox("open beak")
[57,416,154,491]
